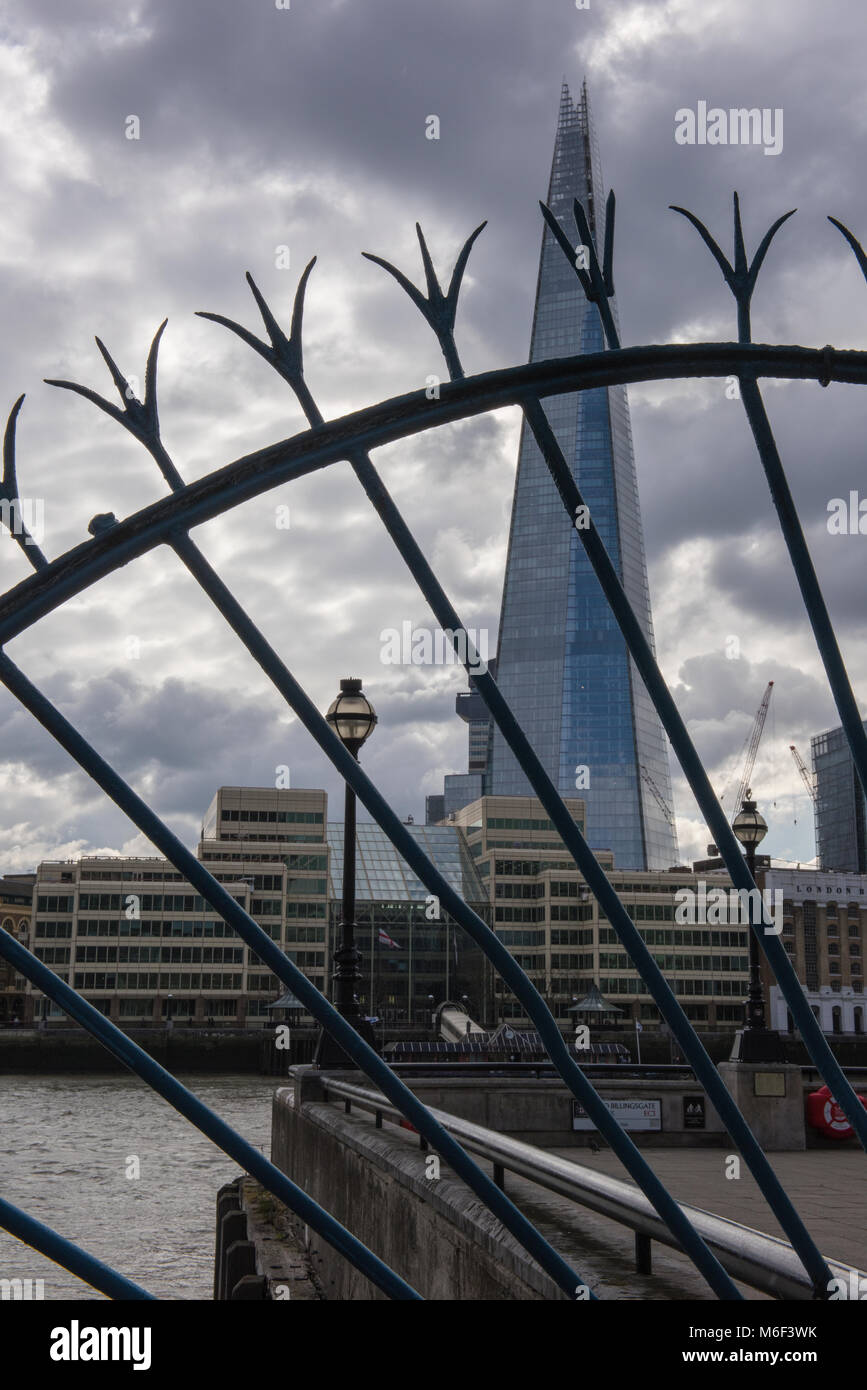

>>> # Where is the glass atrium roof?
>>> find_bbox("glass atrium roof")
[327,822,486,904]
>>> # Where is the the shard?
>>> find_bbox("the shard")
[484,79,679,870]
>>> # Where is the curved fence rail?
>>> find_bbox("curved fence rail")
[1,192,865,1300]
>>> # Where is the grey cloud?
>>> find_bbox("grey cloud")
[1,0,866,868]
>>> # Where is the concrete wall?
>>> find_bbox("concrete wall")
[0,1027,266,1072]
[271,1079,568,1300]
[395,1073,729,1147]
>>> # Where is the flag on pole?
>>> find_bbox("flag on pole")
[378,927,401,949]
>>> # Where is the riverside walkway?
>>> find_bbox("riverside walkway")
[472,1146,865,1300]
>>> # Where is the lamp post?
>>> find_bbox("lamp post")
[731,791,783,1063]
[315,677,379,1068]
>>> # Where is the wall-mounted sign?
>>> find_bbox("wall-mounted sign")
[572,1098,661,1132]
[682,1095,706,1129]
[754,1071,787,1097]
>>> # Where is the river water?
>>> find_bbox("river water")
[0,1072,281,1300]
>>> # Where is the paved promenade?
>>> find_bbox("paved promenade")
[477,1147,865,1300]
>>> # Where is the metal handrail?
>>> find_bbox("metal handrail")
[320,1078,865,1301]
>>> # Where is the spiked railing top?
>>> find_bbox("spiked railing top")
[1,394,47,569]
[539,187,619,350]
[361,221,486,380]
[44,320,184,496]
[669,193,796,344]
[828,214,867,286]
[196,257,318,390]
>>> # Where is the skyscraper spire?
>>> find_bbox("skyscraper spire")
[483,81,678,870]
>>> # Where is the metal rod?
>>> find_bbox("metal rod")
[162,538,738,1296]
[0,925,420,1301]
[738,374,867,817]
[0,1194,154,1301]
[519,393,867,1158]
[0,653,587,1303]
[3,341,866,644]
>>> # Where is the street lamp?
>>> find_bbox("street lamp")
[731,790,783,1062]
[315,678,379,1068]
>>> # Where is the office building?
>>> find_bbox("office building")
[812,721,867,872]
[27,788,492,1029]
[762,868,866,1036]
[449,795,744,1030]
[0,875,35,1024]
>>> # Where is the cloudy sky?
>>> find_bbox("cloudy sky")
[0,0,865,872]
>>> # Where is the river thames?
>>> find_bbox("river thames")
[0,1073,279,1300]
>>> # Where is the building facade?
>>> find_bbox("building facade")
[199,786,330,1017]
[449,796,744,1031]
[30,788,330,1027]
[812,721,867,872]
[761,868,867,1036]
[0,875,35,1024]
[326,820,493,1027]
[20,787,867,1043]
[25,788,493,1030]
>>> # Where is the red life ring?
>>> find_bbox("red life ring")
[805,1084,867,1140]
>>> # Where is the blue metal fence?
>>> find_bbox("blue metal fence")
[1,191,865,1300]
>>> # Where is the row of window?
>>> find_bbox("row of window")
[77,893,221,912]
[114,998,240,1017]
[493,904,594,923]
[74,973,244,990]
[68,946,245,965]
[598,926,748,948]
[74,920,241,939]
[599,952,748,973]
[594,976,747,997]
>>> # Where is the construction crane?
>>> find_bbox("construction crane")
[733,680,774,811]
[640,764,675,826]
[708,680,774,855]
[790,744,817,802]
[720,680,775,812]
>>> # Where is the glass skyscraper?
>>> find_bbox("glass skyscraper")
[484,80,678,870]
[813,722,867,872]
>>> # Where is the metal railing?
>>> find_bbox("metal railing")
[0,188,866,1300]
[322,1078,864,1301]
